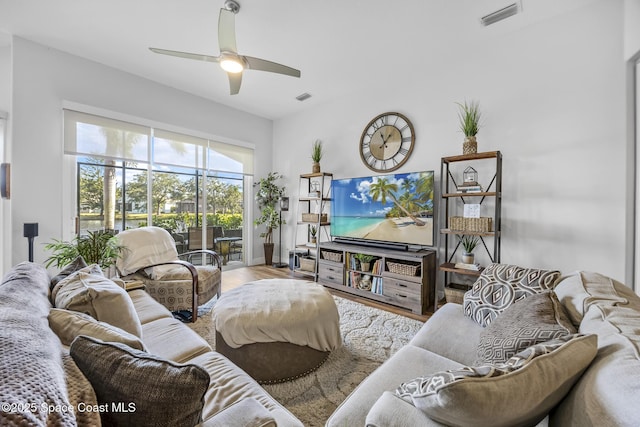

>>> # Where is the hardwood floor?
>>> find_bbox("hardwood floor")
[221,265,432,322]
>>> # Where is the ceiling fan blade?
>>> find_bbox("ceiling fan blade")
[149,47,220,63]
[228,72,242,95]
[243,56,301,78]
[218,8,237,53]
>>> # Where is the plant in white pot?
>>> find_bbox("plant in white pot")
[456,100,482,154]
[253,172,285,265]
[459,235,480,264]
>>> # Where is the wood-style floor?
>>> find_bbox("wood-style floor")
[221,265,432,322]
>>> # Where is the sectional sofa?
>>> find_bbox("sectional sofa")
[0,262,303,426]
[327,263,640,426]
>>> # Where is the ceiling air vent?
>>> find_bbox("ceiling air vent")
[296,93,312,102]
[480,2,520,26]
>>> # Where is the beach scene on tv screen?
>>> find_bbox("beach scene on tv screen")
[331,171,434,247]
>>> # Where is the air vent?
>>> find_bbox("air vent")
[480,2,520,26]
[296,93,312,102]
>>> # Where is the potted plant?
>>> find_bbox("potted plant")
[309,225,317,244]
[44,230,124,276]
[456,100,481,154]
[354,253,375,272]
[253,172,285,265]
[459,235,480,264]
[311,139,323,173]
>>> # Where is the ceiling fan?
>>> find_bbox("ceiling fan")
[149,0,301,95]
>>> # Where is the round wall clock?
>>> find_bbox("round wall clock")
[359,112,415,172]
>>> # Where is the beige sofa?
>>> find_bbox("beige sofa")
[0,262,303,426]
[327,264,640,427]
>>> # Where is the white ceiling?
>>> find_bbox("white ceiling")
[0,0,598,120]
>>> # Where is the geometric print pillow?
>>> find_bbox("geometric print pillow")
[395,333,597,427]
[476,291,576,364]
[463,263,562,327]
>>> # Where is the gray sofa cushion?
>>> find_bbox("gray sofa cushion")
[463,263,561,327]
[552,303,640,426]
[477,291,576,364]
[326,345,463,427]
[554,271,630,326]
[396,334,597,427]
[70,335,209,427]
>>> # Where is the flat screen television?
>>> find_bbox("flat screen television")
[330,171,435,248]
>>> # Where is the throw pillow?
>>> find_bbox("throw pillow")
[476,291,576,364]
[49,255,88,293]
[395,334,597,427]
[48,308,146,351]
[463,263,562,327]
[70,335,209,427]
[53,265,143,338]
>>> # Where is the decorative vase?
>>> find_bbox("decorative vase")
[462,252,474,264]
[312,162,321,173]
[463,136,477,155]
[263,242,274,266]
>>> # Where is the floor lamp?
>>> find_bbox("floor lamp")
[274,196,289,268]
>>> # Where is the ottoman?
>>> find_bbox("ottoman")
[213,279,342,384]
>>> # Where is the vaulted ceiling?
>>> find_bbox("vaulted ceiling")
[0,0,598,119]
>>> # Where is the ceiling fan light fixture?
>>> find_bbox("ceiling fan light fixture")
[220,58,244,73]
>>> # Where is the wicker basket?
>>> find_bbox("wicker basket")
[302,213,328,223]
[321,250,342,263]
[386,261,421,277]
[448,216,493,232]
[445,284,469,304]
[300,257,316,272]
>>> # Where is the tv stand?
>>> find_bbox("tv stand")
[317,241,436,314]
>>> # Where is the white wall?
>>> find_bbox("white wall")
[274,1,627,291]
[0,32,11,275]
[10,37,273,268]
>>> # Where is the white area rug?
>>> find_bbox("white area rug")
[188,295,425,426]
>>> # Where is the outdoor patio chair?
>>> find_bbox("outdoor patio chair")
[115,226,222,322]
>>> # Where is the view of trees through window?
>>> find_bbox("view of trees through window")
[77,157,244,262]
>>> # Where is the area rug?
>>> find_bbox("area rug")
[187,296,425,426]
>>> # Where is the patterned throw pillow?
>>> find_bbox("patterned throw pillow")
[70,335,209,427]
[395,334,597,427]
[463,263,561,327]
[476,291,576,364]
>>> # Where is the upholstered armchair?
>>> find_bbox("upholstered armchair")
[114,226,222,322]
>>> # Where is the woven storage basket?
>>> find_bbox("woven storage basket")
[448,216,493,232]
[302,213,328,223]
[300,257,315,272]
[321,251,342,263]
[386,261,421,277]
[445,284,469,304]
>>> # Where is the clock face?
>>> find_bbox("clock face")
[360,112,415,172]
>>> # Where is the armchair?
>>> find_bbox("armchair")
[114,226,222,322]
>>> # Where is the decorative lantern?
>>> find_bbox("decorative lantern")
[463,166,478,185]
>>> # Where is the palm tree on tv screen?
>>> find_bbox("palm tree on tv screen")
[368,177,426,227]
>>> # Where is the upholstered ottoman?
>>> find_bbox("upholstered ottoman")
[213,279,342,384]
